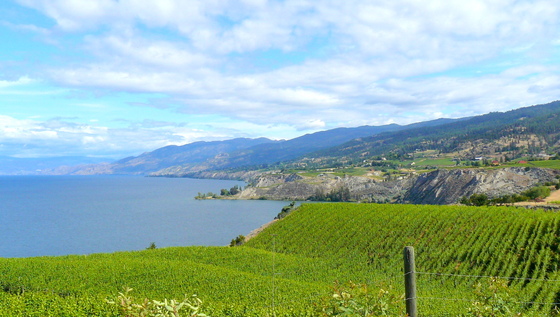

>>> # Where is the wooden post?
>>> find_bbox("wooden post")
[404,246,418,317]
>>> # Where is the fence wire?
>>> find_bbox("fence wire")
[411,270,560,309]
[417,271,560,283]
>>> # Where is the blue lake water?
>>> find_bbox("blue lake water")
[0,176,289,258]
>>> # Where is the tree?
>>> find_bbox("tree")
[521,186,551,200]
[461,193,489,206]
[229,185,241,195]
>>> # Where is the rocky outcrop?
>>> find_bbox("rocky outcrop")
[237,173,410,202]
[236,167,560,205]
[399,167,560,204]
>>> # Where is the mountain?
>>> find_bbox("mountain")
[294,100,560,168]
[152,118,463,176]
[67,137,276,175]
[0,156,110,175]
[48,100,560,177]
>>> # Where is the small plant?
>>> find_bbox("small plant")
[146,242,157,250]
[276,201,296,219]
[315,281,405,316]
[229,235,245,247]
[466,277,520,316]
[106,287,209,317]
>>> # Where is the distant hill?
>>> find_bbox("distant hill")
[151,118,463,176]
[49,100,560,177]
[293,100,560,169]
[0,156,110,175]
[70,137,276,175]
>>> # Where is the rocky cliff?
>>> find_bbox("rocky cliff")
[237,172,410,202]
[236,167,560,204]
[399,167,560,204]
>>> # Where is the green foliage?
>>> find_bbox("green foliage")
[106,287,209,317]
[315,281,404,316]
[308,185,352,202]
[6,203,560,315]
[194,192,218,199]
[219,185,241,197]
[462,185,554,206]
[146,242,157,250]
[518,159,560,170]
[466,278,518,317]
[276,201,296,219]
[247,203,560,315]
[461,193,490,206]
[521,186,551,200]
[229,235,245,247]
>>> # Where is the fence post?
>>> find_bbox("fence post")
[404,246,418,317]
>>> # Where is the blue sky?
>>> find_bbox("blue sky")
[1,0,560,159]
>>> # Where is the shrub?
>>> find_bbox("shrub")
[521,186,551,200]
[106,287,209,317]
[466,277,520,317]
[229,235,245,247]
[461,194,490,206]
[314,281,404,316]
[276,201,296,219]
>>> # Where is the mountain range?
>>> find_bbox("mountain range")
[46,117,463,176]
[6,100,560,176]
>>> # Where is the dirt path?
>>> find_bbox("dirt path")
[244,219,278,242]
[545,188,560,202]
[514,188,560,206]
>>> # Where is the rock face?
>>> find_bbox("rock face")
[400,167,560,205]
[237,167,560,205]
[237,173,409,202]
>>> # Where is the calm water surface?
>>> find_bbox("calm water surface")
[0,176,288,258]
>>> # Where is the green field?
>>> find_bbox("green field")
[516,160,560,170]
[412,157,456,167]
[2,203,560,316]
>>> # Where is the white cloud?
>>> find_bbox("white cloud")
[7,0,560,158]
[84,34,214,69]
[0,115,277,158]
[0,76,33,88]
[16,0,118,31]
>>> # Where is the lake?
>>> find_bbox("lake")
[0,176,289,258]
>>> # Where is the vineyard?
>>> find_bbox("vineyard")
[2,203,560,315]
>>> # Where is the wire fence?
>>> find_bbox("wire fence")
[401,245,560,316]
[254,241,560,315]
[266,246,560,315]
[416,271,560,306]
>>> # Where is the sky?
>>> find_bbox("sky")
[1,0,560,160]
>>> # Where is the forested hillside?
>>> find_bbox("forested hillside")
[297,101,560,169]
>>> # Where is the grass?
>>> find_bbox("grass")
[6,202,560,315]
[412,157,456,167]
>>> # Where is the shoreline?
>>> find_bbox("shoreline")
[244,218,278,242]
